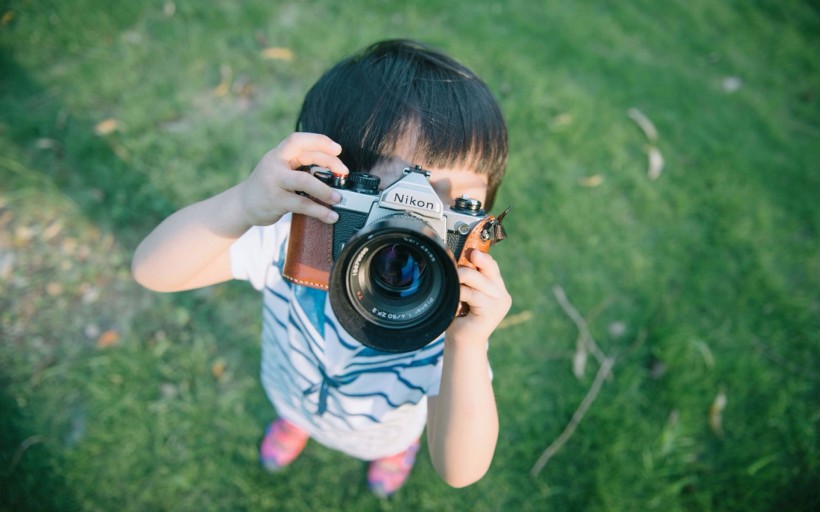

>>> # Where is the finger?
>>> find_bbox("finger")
[285,194,339,224]
[457,265,504,298]
[458,283,474,306]
[458,273,512,313]
[469,250,502,279]
[278,133,343,159]
[279,169,342,205]
[286,150,349,176]
[458,283,499,313]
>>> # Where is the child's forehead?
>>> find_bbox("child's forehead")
[365,156,488,205]
[368,157,486,188]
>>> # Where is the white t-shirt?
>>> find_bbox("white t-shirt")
[230,214,446,460]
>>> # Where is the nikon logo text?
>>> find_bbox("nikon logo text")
[392,193,435,211]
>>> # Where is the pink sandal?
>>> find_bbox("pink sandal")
[259,418,310,472]
[367,439,421,498]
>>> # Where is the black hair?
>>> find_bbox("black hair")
[296,39,508,210]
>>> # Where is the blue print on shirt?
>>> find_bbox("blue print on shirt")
[263,238,443,424]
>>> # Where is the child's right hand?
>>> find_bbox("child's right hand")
[239,133,349,226]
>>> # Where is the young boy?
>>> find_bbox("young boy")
[132,39,511,497]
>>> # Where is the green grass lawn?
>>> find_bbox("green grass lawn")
[1,1,818,510]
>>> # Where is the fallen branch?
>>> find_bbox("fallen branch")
[552,285,606,366]
[2,435,44,476]
[531,356,616,476]
[751,337,819,382]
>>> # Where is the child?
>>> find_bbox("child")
[132,39,511,497]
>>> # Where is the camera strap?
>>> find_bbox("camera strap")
[482,206,511,244]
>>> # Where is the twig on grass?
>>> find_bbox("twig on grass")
[531,356,616,477]
[552,285,607,378]
[751,337,819,382]
[2,435,44,476]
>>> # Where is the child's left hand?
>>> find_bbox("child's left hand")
[446,250,511,345]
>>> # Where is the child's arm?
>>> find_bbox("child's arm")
[132,134,348,292]
[426,250,511,487]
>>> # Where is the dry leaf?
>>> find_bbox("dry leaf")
[43,220,64,241]
[80,284,101,305]
[709,389,727,437]
[232,75,253,105]
[60,237,78,255]
[0,251,14,281]
[213,83,229,97]
[645,145,664,180]
[722,76,742,93]
[627,108,658,142]
[261,47,294,61]
[84,324,101,339]
[579,175,604,187]
[0,208,13,229]
[14,225,36,243]
[211,360,227,380]
[213,64,232,97]
[160,383,178,399]
[97,330,120,349]
[94,118,120,136]
[36,138,59,149]
[608,321,626,337]
[552,113,573,127]
[111,142,131,161]
[46,282,63,296]
[498,310,533,329]
[694,339,715,369]
[572,346,588,379]
[1,11,14,25]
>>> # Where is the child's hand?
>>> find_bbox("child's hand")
[239,133,349,226]
[447,250,512,345]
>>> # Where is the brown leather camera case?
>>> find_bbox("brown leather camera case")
[455,216,494,269]
[282,213,333,290]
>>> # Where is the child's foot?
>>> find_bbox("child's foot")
[259,418,310,472]
[367,439,421,498]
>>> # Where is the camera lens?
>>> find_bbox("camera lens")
[329,215,461,353]
[371,244,427,297]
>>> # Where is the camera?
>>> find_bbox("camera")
[283,166,509,353]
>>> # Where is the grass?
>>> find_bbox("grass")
[1,0,818,510]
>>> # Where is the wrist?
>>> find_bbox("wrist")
[234,180,282,230]
[444,331,489,352]
[210,184,255,235]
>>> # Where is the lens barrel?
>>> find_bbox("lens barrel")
[329,215,460,352]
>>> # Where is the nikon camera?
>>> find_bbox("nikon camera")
[283,166,509,353]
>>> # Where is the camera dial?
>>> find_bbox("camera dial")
[452,195,484,215]
[351,173,381,194]
[312,169,333,185]
[311,168,349,188]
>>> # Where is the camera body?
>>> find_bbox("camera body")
[283,166,508,353]
[327,166,489,265]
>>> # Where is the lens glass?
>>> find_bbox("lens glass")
[371,244,427,297]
